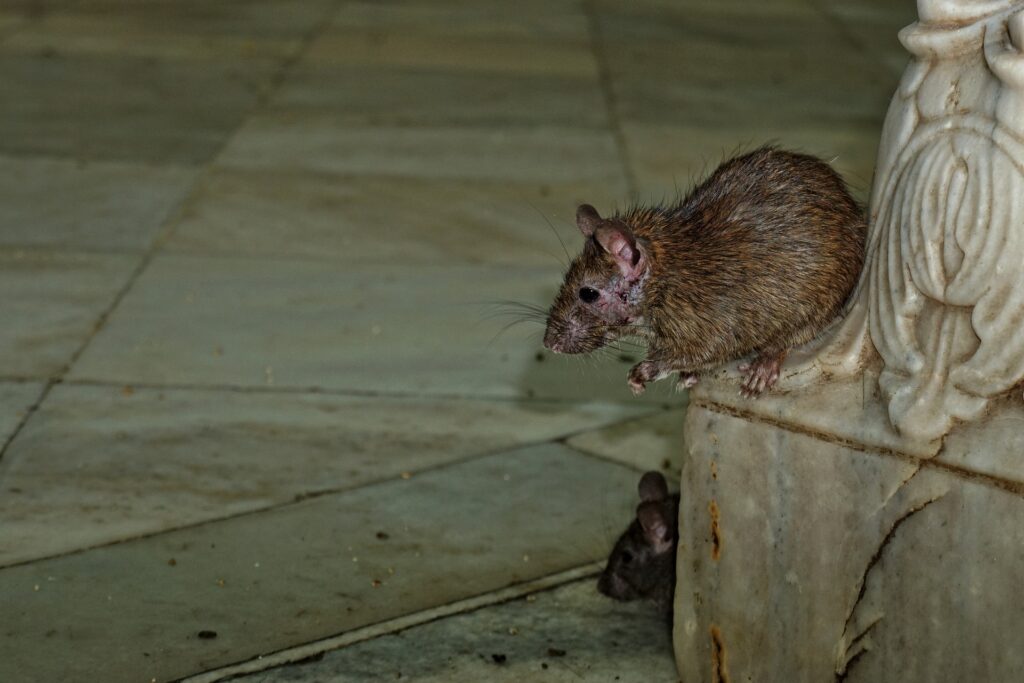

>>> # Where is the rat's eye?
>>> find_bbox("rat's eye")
[620,550,633,565]
[579,286,600,303]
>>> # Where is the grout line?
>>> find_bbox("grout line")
[11,375,673,408]
[0,148,200,170]
[178,562,603,683]
[582,0,639,200]
[152,0,346,251]
[0,409,659,571]
[0,243,147,257]
[0,234,169,466]
[5,241,582,269]
[561,438,680,480]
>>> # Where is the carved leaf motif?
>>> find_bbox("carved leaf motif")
[858,7,1024,441]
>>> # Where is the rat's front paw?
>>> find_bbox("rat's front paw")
[628,361,660,396]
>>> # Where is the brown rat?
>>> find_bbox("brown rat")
[542,146,866,396]
[598,471,679,623]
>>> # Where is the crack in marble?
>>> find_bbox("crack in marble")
[835,495,945,677]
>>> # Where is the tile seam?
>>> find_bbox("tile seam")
[6,375,671,408]
[0,416,650,571]
[177,562,603,683]
[582,0,639,200]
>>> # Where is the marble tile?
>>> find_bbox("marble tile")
[242,580,677,683]
[0,248,138,378]
[3,0,334,62]
[596,0,824,43]
[72,0,334,34]
[0,156,196,250]
[0,12,27,35]
[216,116,624,183]
[166,168,625,267]
[622,122,883,204]
[69,253,681,404]
[0,444,640,682]
[301,28,597,79]
[817,0,918,77]
[0,381,43,445]
[269,66,608,128]
[598,5,895,129]
[331,0,590,40]
[0,52,272,164]
[610,0,819,18]
[0,384,646,565]
[3,18,296,64]
[567,408,685,477]
[607,46,892,130]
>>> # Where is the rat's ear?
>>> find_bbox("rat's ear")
[637,503,673,555]
[595,224,643,280]
[638,471,668,503]
[576,204,602,237]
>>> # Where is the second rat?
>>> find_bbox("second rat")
[598,471,679,624]
[543,146,866,396]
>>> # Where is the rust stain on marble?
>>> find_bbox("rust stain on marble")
[711,624,731,683]
[709,499,722,560]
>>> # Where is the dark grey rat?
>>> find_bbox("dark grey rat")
[542,146,866,397]
[598,471,679,622]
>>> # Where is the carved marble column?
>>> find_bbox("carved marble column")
[673,3,1024,681]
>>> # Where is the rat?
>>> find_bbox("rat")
[598,471,679,623]
[542,146,866,396]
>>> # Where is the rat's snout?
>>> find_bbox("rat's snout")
[542,323,567,354]
[597,570,633,601]
[543,309,607,354]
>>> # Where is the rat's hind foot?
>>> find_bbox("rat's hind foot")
[739,350,786,398]
[676,372,700,390]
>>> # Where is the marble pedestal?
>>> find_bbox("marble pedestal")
[672,2,1024,679]
[673,374,1024,682]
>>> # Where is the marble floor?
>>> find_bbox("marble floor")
[0,0,916,681]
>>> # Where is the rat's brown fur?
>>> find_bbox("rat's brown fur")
[543,146,866,395]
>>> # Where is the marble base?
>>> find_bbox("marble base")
[673,377,1024,682]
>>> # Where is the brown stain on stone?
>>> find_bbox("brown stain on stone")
[710,624,730,683]
[710,459,718,480]
[708,499,722,560]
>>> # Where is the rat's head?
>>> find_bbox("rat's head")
[543,204,648,354]
[597,471,678,607]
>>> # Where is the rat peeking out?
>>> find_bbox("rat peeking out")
[542,146,866,397]
[598,471,679,623]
